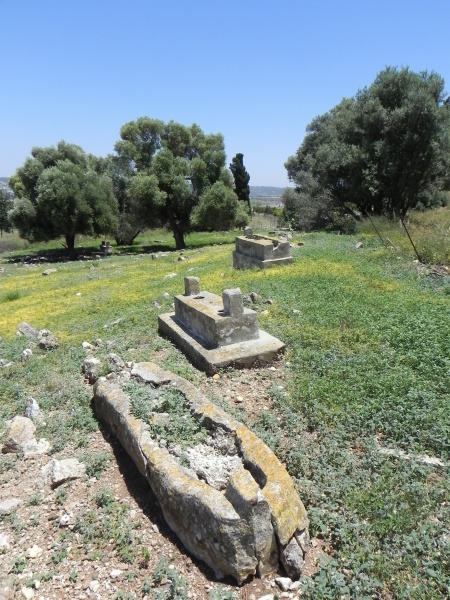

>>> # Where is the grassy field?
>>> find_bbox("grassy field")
[0,227,449,598]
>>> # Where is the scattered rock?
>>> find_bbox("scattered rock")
[40,458,86,488]
[0,533,10,549]
[275,576,292,591]
[37,329,59,350]
[59,514,71,527]
[106,352,125,372]
[26,544,43,558]
[0,498,22,515]
[22,438,51,457]
[82,341,96,351]
[109,569,122,579]
[355,241,364,249]
[151,300,162,308]
[2,416,36,454]
[280,536,304,579]
[42,268,57,276]
[24,396,42,422]
[164,272,177,279]
[249,292,259,303]
[21,587,34,600]
[82,356,103,384]
[21,348,33,361]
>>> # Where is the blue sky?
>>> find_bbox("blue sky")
[1,0,450,186]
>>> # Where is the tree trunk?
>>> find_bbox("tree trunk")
[65,233,76,254]
[172,226,186,250]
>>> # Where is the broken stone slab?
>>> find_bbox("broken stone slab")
[40,458,86,488]
[17,322,39,339]
[92,362,308,584]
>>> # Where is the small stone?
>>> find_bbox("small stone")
[75,292,82,296]
[21,349,33,361]
[212,374,220,380]
[59,514,70,527]
[151,300,161,308]
[275,577,293,591]
[0,533,10,548]
[89,580,100,593]
[151,523,159,533]
[292,309,300,314]
[164,273,177,279]
[109,569,122,579]
[26,544,43,558]
[355,241,364,249]
[289,581,301,591]
[82,341,96,351]
[163,292,171,299]
[21,588,34,599]
[42,268,57,276]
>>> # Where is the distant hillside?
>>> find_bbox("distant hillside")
[250,186,285,198]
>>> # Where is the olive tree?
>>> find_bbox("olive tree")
[9,141,118,252]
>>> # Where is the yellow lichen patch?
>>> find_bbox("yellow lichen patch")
[235,425,308,545]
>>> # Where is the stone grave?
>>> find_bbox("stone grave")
[233,227,293,269]
[158,277,284,373]
[93,363,309,583]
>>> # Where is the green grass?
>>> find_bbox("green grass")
[356,205,450,265]
[0,228,449,597]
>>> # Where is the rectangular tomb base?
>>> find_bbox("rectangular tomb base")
[158,313,285,374]
[233,251,294,269]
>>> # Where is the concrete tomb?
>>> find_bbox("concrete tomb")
[233,227,293,269]
[158,277,284,373]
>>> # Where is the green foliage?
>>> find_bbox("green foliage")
[1,289,22,302]
[286,67,450,222]
[191,181,249,231]
[124,381,208,448]
[229,152,251,211]
[9,141,119,252]
[149,556,189,599]
[114,118,228,248]
[74,489,138,564]
[0,188,14,236]
[209,586,238,599]
[10,555,27,573]
[80,451,111,478]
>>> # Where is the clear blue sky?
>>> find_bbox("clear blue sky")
[1,0,450,187]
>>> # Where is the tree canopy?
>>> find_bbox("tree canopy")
[9,141,118,252]
[114,117,247,248]
[230,153,251,212]
[285,67,450,224]
[0,188,14,236]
